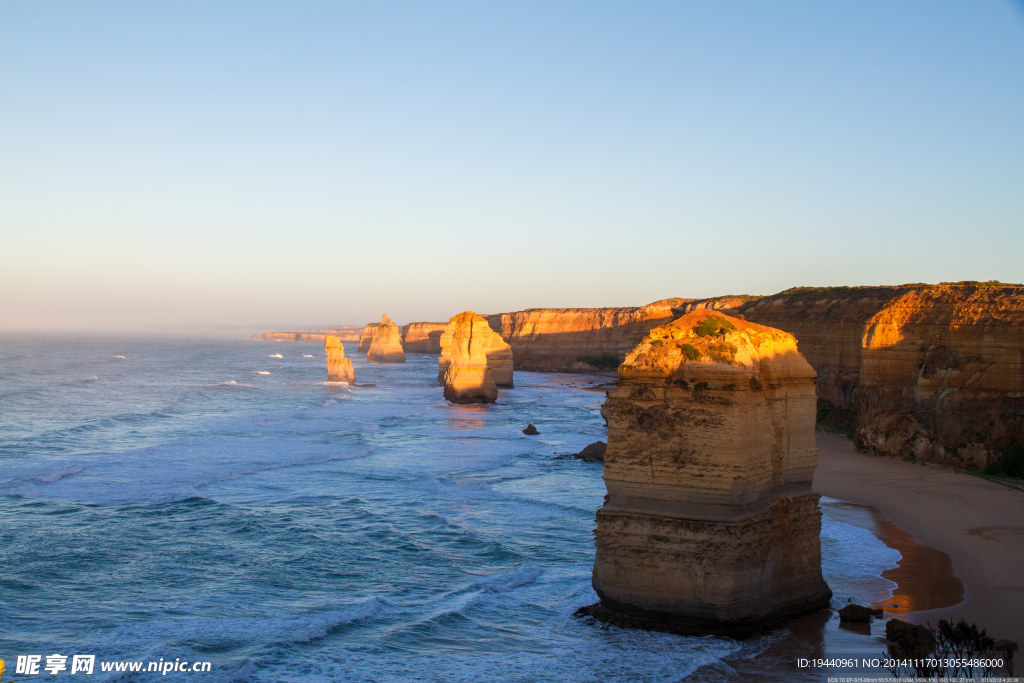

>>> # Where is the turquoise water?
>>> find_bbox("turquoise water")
[0,335,897,681]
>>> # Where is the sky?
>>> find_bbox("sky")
[2,1,1023,331]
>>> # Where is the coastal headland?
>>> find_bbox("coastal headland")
[257,281,1024,472]
[254,280,1024,649]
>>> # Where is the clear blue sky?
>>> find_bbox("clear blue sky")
[2,1,1022,331]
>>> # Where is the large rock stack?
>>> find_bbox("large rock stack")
[438,311,514,403]
[324,335,355,384]
[366,315,406,363]
[586,310,831,635]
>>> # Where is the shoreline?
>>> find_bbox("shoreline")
[822,498,964,616]
[691,431,1021,681]
[813,432,1024,645]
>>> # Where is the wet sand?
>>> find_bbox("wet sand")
[822,498,964,616]
[815,432,1024,646]
[690,432,1022,681]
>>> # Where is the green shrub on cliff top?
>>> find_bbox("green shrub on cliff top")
[706,342,737,364]
[693,316,736,338]
[681,344,700,361]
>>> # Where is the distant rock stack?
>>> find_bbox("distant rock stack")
[358,323,380,353]
[324,335,355,383]
[585,310,831,636]
[401,322,449,354]
[366,315,406,363]
[438,311,514,403]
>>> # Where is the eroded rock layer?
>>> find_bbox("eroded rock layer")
[401,322,449,354]
[590,310,830,635]
[366,315,406,363]
[358,324,380,353]
[253,327,362,343]
[742,283,1024,468]
[483,299,687,373]
[438,312,513,403]
[324,335,355,384]
[252,282,1024,469]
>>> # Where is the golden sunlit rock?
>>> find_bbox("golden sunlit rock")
[358,323,380,353]
[438,311,513,404]
[744,282,1024,469]
[401,322,449,354]
[325,335,355,383]
[366,315,406,363]
[587,310,831,635]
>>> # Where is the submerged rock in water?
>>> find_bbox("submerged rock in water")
[325,335,355,384]
[572,441,606,462]
[587,310,831,636]
[523,424,539,435]
[839,604,883,623]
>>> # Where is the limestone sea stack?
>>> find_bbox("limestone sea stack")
[324,335,355,383]
[358,323,380,353]
[438,311,514,403]
[366,315,406,363]
[587,310,831,636]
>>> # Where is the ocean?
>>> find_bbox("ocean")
[0,334,900,682]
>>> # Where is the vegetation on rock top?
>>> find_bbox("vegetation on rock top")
[693,315,737,338]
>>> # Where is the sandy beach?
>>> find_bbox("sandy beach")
[814,432,1024,645]
[691,432,1022,681]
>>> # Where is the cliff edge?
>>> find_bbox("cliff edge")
[742,282,1024,468]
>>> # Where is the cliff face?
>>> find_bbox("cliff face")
[741,283,1024,468]
[855,285,1024,467]
[253,327,362,343]
[251,283,1023,468]
[590,310,830,635]
[358,324,380,353]
[401,322,449,354]
[324,335,355,384]
[740,287,913,409]
[437,311,513,403]
[485,299,691,372]
[366,315,406,363]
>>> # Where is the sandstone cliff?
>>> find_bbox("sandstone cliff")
[401,322,449,354]
[366,314,406,363]
[587,310,830,635]
[485,299,688,372]
[741,283,1024,469]
[437,311,513,403]
[358,323,380,353]
[253,327,362,343]
[324,335,355,384]
[252,283,1023,469]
